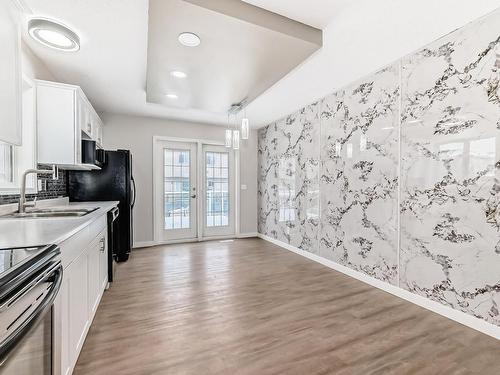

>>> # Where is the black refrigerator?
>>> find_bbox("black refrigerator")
[67,150,135,262]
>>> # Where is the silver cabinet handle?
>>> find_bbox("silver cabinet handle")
[99,238,105,252]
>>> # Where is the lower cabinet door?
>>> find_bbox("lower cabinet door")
[58,272,71,375]
[68,252,89,365]
[99,233,108,290]
[56,227,108,375]
[88,238,101,317]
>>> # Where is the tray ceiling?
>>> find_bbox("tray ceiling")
[146,0,322,114]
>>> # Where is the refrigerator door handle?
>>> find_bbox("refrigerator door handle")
[131,176,136,209]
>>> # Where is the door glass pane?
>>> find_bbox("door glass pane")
[206,151,229,227]
[164,148,190,230]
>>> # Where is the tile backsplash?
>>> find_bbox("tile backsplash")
[0,164,67,205]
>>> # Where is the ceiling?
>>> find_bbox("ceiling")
[146,0,321,114]
[20,0,336,128]
[20,0,500,128]
[243,0,353,29]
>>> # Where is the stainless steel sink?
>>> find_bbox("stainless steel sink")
[1,207,99,219]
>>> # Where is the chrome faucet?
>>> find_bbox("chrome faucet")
[18,165,58,213]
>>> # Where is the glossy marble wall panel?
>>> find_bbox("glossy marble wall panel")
[258,103,320,253]
[319,64,400,285]
[258,8,500,327]
[399,11,500,325]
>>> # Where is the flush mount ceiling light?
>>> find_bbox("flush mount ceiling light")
[166,93,178,99]
[178,32,201,47]
[170,70,187,78]
[28,18,80,52]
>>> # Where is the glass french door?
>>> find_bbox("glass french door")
[155,140,235,242]
[202,144,235,237]
[155,141,197,241]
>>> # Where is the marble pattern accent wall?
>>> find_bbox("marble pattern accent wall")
[319,64,400,285]
[258,103,320,253]
[258,8,500,327]
[399,10,500,325]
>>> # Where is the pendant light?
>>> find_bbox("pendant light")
[232,114,240,150]
[233,129,240,150]
[241,107,249,140]
[225,114,232,148]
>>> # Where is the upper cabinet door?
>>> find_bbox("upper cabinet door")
[0,0,22,145]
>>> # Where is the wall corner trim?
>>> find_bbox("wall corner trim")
[257,233,500,341]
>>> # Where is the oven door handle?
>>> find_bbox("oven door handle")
[0,264,63,366]
[0,261,61,313]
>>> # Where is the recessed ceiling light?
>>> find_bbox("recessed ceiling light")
[170,70,187,78]
[178,32,201,47]
[28,18,80,52]
[166,93,178,99]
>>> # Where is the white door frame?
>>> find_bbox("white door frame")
[152,135,240,243]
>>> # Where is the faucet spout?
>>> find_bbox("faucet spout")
[18,165,59,213]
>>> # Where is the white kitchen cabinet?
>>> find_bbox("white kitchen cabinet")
[94,116,104,148]
[36,80,104,169]
[88,232,106,316]
[77,91,92,139]
[37,82,82,166]
[79,92,103,144]
[58,267,71,375]
[0,0,22,145]
[99,234,108,291]
[54,222,109,375]
[68,251,90,368]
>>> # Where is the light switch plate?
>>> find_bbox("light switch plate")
[241,184,247,190]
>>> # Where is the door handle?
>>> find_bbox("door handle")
[191,194,197,199]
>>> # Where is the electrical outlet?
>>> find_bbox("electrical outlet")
[37,179,47,191]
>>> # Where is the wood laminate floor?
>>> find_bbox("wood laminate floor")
[74,238,500,375]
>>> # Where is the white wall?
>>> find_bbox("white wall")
[21,41,55,81]
[247,0,500,126]
[101,113,258,243]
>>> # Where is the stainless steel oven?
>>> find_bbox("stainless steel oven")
[0,245,62,375]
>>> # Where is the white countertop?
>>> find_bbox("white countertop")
[0,201,119,249]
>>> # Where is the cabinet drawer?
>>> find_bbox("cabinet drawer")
[59,213,106,269]
[59,225,90,269]
[89,215,106,239]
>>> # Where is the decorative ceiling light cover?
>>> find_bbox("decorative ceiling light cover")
[28,18,80,52]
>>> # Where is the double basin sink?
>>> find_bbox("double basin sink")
[1,207,99,219]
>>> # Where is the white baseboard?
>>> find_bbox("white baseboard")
[237,232,259,238]
[133,233,259,249]
[133,241,157,248]
[258,233,500,340]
